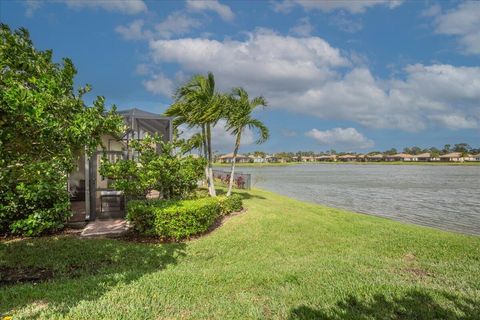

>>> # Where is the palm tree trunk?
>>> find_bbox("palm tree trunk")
[206,123,216,196]
[227,131,242,196]
[201,125,211,194]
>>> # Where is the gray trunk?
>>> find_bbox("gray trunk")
[206,123,216,196]
[227,132,242,196]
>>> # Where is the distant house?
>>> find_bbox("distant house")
[356,154,366,162]
[366,154,384,161]
[385,153,414,162]
[471,154,480,161]
[439,152,469,162]
[266,155,279,163]
[301,156,316,162]
[337,154,357,162]
[415,152,439,162]
[316,155,337,162]
[218,153,250,163]
[249,155,265,163]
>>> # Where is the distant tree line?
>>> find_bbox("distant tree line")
[242,143,479,160]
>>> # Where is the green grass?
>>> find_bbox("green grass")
[1,188,480,319]
[215,161,480,167]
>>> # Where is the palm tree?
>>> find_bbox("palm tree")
[225,87,269,196]
[165,72,223,196]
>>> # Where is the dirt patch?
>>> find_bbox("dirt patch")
[0,266,54,285]
[403,253,416,262]
[402,267,433,278]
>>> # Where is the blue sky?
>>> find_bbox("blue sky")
[2,0,480,153]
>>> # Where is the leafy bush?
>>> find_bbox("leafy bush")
[100,135,206,200]
[219,194,243,215]
[0,162,71,236]
[127,195,243,240]
[0,25,123,236]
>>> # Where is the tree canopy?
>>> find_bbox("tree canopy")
[0,24,123,235]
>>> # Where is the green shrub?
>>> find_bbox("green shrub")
[0,162,72,236]
[127,197,220,240]
[154,197,221,240]
[219,194,243,215]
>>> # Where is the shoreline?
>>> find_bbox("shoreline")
[214,161,480,167]
[251,187,480,237]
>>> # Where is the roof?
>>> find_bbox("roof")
[440,152,463,158]
[116,108,172,141]
[219,153,248,159]
[416,153,431,158]
[317,155,336,158]
[387,153,413,158]
[118,108,172,120]
[338,154,357,159]
[367,154,384,158]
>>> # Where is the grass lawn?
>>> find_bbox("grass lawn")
[1,188,480,319]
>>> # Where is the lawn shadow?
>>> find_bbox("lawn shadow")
[215,188,266,200]
[288,289,480,320]
[0,236,186,318]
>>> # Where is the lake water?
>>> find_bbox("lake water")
[224,164,480,236]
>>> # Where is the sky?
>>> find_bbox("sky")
[1,0,480,154]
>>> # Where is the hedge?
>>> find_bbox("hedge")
[127,194,243,240]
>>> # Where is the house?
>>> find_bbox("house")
[356,154,366,162]
[385,153,414,162]
[366,154,384,161]
[415,152,439,162]
[301,156,316,162]
[471,154,480,161]
[266,155,279,163]
[249,155,265,163]
[439,152,469,162]
[218,153,250,163]
[316,155,337,162]
[68,108,173,224]
[337,154,357,162]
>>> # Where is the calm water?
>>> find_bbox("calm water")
[227,164,480,236]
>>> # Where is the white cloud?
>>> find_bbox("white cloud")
[421,4,441,17]
[144,29,480,132]
[24,0,147,16]
[155,12,201,39]
[143,73,174,97]
[306,128,374,149]
[430,114,478,130]
[24,0,42,17]
[115,20,150,40]
[289,17,313,36]
[149,29,348,93]
[64,0,147,14]
[186,0,234,21]
[272,0,403,14]
[116,12,201,41]
[432,1,480,54]
[329,12,363,33]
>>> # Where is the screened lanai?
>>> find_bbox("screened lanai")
[68,108,173,225]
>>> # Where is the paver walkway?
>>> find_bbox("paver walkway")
[80,219,129,237]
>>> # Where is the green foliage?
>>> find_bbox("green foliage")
[0,25,123,236]
[218,194,243,215]
[127,197,219,240]
[100,135,206,200]
[127,194,242,240]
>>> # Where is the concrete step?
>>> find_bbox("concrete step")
[81,219,130,237]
